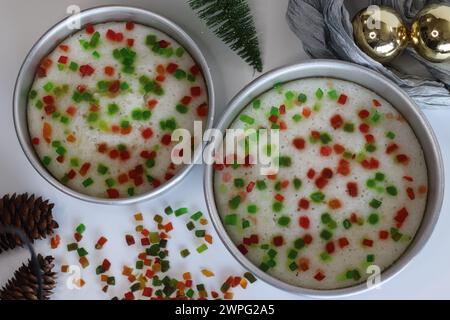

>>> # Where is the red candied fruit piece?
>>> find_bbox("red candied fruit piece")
[365,134,375,143]
[373,99,381,107]
[330,114,343,129]
[109,80,121,93]
[97,143,108,153]
[147,99,158,109]
[127,39,134,47]
[85,23,95,34]
[333,144,345,154]
[293,137,306,150]
[379,230,389,240]
[307,169,315,179]
[246,181,255,193]
[303,234,313,245]
[43,95,54,105]
[56,156,65,163]
[32,137,40,145]
[161,134,172,145]
[298,198,310,210]
[197,103,208,117]
[338,237,349,248]
[315,176,328,189]
[190,65,200,75]
[394,207,408,225]
[396,154,410,165]
[386,143,399,154]
[107,189,120,199]
[58,56,68,64]
[191,87,201,97]
[237,244,248,255]
[337,94,347,105]
[337,159,350,176]
[120,150,130,161]
[362,239,373,247]
[325,241,335,254]
[79,162,91,176]
[125,21,135,30]
[272,236,284,247]
[181,96,192,105]
[141,128,153,140]
[158,40,170,48]
[359,123,370,133]
[299,216,310,229]
[320,146,332,157]
[358,109,370,119]
[67,170,76,180]
[166,63,178,74]
[104,66,115,76]
[109,149,119,159]
[321,168,333,179]
[118,173,128,184]
[79,64,95,77]
[314,271,325,281]
[406,187,415,200]
[346,182,358,197]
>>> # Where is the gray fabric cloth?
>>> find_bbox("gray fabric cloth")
[286,0,450,109]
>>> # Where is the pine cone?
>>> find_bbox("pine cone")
[0,254,57,300]
[0,193,58,253]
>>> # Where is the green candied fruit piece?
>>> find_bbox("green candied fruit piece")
[256,180,267,190]
[105,178,115,188]
[97,164,108,175]
[174,207,188,216]
[89,31,100,48]
[310,191,325,203]
[127,187,135,197]
[369,198,382,209]
[368,213,379,225]
[277,216,291,227]
[371,110,382,123]
[293,177,302,190]
[294,238,305,249]
[55,146,66,156]
[327,89,338,100]
[120,81,130,90]
[190,211,203,221]
[107,103,120,115]
[315,88,324,99]
[288,261,298,271]
[247,204,258,214]
[175,47,185,57]
[43,82,54,92]
[42,156,52,166]
[273,82,283,93]
[292,114,302,122]
[321,213,332,224]
[82,177,94,187]
[87,112,99,123]
[239,114,255,125]
[120,120,130,129]
[297,93,307,103]
[252,99,261,109]
[196,243,208,253]
[375,172,385,181]
[320,132,332,144]
[278,156,292,167]
[60,116,70,124]
[288,249,298,260]
[366,179,376,188]
[70,158,80,167]
[272,201,283,212]
[343,219,352,229]
[234,178,244,188]
[386,185,398,196]
[320,229,333,240]
[242,219,250,229]
[365,144,377,153]
[285,91,295,101]
[69,61,78,71]
[174,69,186,79]
[92,51,100,59]
[131,108,143,120]
[142,110,151,120]
[35,100,43,109]
[343,123,355,133]
[29,90,38,100]
[367,254,375,263]
[320,252,331,262]
[386,131,396,139]
[229,195,241,209]
[176,104,188,114]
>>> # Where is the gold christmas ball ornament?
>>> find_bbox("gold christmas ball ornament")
[352,5,408,63]
[411,3,450,63]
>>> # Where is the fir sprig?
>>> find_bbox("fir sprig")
[188,0,263,72]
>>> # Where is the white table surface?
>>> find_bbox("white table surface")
[0,0,449,300]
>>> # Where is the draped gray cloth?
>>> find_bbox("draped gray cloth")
[286,0,450,109]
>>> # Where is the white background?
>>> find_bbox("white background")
[0,0,449,300]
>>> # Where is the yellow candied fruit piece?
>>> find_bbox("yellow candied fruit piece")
[201,269,215,277]
[134,213,143,221]
[60,265,69,273]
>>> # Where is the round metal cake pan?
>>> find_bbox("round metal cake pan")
[13,5,215,205]
[203,60,444,297]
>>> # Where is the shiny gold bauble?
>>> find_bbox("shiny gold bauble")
[352,6,408,63]
[411,4,450,62]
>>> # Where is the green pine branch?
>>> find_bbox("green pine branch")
[189,0,263,72]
